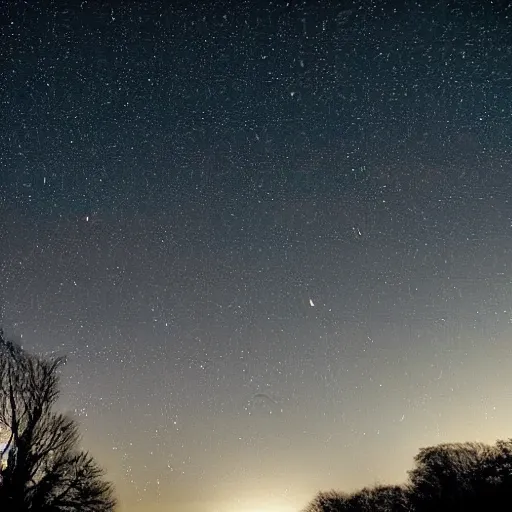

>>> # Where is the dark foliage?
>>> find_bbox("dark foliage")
[409,440,512,512]
[0,330,116,512]
[304,440,512,512]
[304,485,411,512]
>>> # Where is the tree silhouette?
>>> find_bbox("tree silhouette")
[478,439,512,507]
[408,441,491,511]
[303,485,410,512]
[303,489,351,512]
[350,485,411,512]
[304,439,512,512]
[0,330,115,511]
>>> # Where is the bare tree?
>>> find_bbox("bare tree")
[0,330,115,511]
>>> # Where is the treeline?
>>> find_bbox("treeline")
[4,325,510,512]
[304,439,512,512]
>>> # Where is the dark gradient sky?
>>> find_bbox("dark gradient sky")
[2,1,512,511]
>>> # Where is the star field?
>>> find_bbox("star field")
[1,1,512,511]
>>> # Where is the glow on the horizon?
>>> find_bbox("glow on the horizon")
[217,496,299,512]
[234,507,296,512]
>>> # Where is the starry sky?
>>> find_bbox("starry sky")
[1,0,512,511]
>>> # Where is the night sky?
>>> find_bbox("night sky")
[1,1,512,511]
